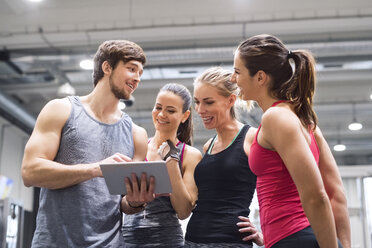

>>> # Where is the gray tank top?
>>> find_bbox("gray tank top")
[122,142,186,248]
[32,96,134,248]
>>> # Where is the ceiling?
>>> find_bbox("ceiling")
[0,0,372,165]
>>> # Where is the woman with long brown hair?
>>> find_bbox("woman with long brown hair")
[123,83,202,247]
[232,34,350,248]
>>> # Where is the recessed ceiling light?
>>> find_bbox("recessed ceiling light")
[28,0,43,2]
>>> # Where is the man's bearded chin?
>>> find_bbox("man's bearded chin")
[109,78,130,100]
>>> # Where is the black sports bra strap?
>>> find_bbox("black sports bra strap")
[206,135,217,153]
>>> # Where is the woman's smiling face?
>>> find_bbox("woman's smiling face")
[193,82,232,130]
[152,91,187,132]
[232,52,258,101]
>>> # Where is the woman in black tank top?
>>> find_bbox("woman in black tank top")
[185,67,264,247]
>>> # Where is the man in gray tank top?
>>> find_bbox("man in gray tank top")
[21,40,155,248]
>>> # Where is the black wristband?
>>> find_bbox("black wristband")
[163,139,180,161]
[127,201,146,209]
[168,153,180,162]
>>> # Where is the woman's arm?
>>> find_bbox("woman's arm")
[314,127,351,248]
[167,146,202,219]
[260,107,338,248]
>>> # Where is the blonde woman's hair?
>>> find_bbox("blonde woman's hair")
[194,67,252,119]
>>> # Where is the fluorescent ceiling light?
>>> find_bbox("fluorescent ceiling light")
[28,0,43,2]
[333,144,346,152]
[348,122,363,131]
[343,61,372,70]
[80,59,93,70]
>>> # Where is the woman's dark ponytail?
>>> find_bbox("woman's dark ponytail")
[237,34,318,129]
[287,50,318,129]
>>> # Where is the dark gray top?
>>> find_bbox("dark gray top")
[122,142,186,248]
[32,96,134,248]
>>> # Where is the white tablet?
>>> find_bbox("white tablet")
[100,161,172,195]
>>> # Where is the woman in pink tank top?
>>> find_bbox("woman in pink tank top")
[231,34,351,248]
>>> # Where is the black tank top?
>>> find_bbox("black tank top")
[185,124,257,244]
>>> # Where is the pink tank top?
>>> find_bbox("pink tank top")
[249,101,320,248]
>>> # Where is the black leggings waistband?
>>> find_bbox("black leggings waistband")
[272,226,343,248]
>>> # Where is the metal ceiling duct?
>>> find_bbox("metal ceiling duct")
[0,91,35,134]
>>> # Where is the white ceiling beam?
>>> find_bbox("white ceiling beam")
[2,16,372,51]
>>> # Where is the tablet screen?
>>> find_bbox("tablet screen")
[100,161,172,195]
